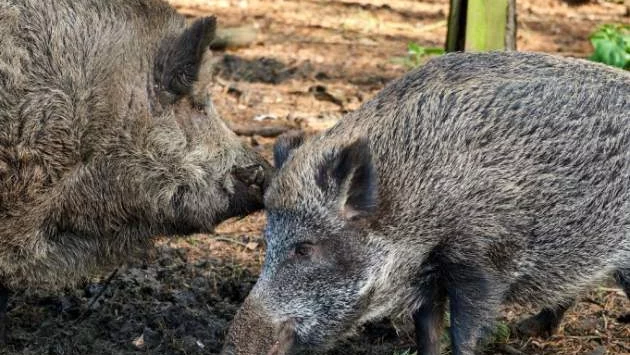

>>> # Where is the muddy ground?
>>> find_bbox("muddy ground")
[1,0,629,354]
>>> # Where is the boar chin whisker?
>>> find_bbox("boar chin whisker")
[267,319,296,355]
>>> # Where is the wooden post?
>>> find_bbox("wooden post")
[465,0,515,51]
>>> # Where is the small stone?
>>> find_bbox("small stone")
[132,334,145,349]
[141,327,161,349]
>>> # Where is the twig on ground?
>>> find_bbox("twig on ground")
[612,340,630,352]
[583,298,604,307]
[210,236,250,248]
[76,268,119,323]
[229,124,293,137]
[565,335,603,340]
[596,287,624,294]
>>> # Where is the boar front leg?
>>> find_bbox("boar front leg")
[0,285,9,344]
[614,268,630,297]
[614,268,630,323]
[518,267,630,337]
[446,265,503,355]
[413,281,447,355]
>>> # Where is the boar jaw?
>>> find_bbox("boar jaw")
[267,320,296,355]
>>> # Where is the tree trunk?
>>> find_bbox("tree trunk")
[465,0,510,51]
[446,0,468,52]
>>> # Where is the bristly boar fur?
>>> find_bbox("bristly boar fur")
[222,52,630,355]
[0,0,271,291]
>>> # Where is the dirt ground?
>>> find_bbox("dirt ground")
[1,0,629,354]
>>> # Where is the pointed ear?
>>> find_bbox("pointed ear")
[156,16,217,97]
[273,131,305,169]
[316,138,378,220]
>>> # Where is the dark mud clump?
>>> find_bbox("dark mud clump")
[0,241,411,355]
[0,244,256,355]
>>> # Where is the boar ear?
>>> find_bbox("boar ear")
[156,16,217,96]
[273,131,305,168]
[317,138,378,220]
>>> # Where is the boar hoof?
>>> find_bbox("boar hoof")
[515,313,559,338]
[0,285,8,344]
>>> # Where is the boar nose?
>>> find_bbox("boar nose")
[230,163,271,210]
[222,294,295,355]
[219,161,273,221]
[231,163,272,192]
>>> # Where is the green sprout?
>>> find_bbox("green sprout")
[589,24,629,70]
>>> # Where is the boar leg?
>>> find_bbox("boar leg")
[614,268,630,297]
[518,268,630,337]
[614,268,630,323]
[446,267,502,355]
[0,285,8,344]
[413,285,447,355]
[516,301,572,338]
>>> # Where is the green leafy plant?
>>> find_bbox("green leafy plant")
[490,321,511,344]
[390,42,444,68]
[589,24,629,69]
[407,42,445,67]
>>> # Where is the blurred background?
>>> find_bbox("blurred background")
[168,0,628,135]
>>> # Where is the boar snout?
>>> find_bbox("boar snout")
[222,295,296,355]
[232,163,271,192]
[225,160,274,217]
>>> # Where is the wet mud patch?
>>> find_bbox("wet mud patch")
[1,243,256,355]
[216,55,315,84]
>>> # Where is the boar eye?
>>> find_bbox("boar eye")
[293,242,315,259]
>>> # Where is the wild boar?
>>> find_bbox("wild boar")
[0,0,271,340]
[222,52,630,355]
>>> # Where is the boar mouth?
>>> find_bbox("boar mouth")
[231,164,269,191]
[218,163,272,219]
[267,319,296,355]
